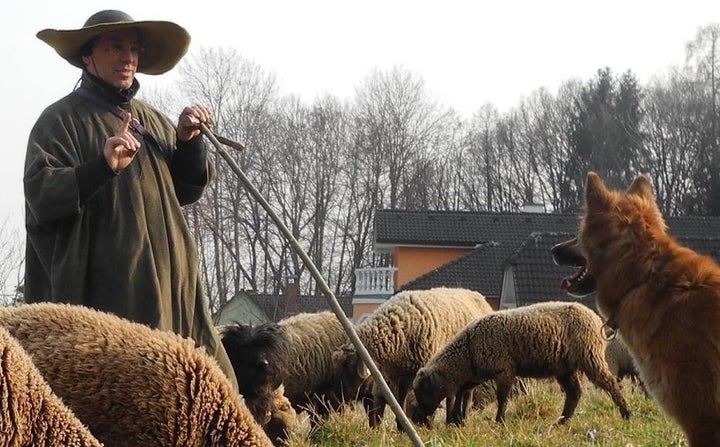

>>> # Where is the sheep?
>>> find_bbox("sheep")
[0,326,102,447]
[0,302,272,447]
[333,287,494,429]
[412,301,632,427]
[276,311,352,424]
[218,322,296,443]
[605,337,648,395]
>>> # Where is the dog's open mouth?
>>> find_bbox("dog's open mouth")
[560,265,596,296]
[551,239,597,297]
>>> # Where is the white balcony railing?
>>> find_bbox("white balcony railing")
[354,267,397,296]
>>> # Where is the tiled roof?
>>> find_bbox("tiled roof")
[504,232,597,309]
[382,210,720,307]
[375,209,581,248]
[398,242,509,300]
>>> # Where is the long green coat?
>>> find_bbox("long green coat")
[24,73,238,390]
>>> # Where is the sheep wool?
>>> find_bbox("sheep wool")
[335,287,494,428]
[0,326,102,447]
[0,303,272,447]
[413,301,631,426]
[278,311,349,414]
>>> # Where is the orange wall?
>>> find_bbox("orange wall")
[394,246,470,288]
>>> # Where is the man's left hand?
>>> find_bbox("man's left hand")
[177,105,212,142]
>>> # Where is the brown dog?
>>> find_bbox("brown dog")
[551,171,720,446]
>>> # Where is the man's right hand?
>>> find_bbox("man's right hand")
[103,113,141,172]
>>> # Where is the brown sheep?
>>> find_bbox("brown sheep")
[412,301,632,426]
[0,303,272,447]
[0,326,102,447]
[333,287,494,429]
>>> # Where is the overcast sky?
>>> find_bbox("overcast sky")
[3,0,720,235]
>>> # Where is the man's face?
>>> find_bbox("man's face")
[82,29,142,89]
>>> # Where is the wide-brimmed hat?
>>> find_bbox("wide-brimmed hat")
[36,10,191,75]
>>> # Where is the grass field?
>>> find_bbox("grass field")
[284,379,686,446]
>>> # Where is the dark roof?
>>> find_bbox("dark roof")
[383,210,720,304]
[375,209,720,248]
[504,232,597,309]
[399,241,509,299]
[375,209,580,248]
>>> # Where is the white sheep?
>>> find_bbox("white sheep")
[0,326,102,447]
[333,287,494,428]
[0,303,272,447]
[412,301,632,426]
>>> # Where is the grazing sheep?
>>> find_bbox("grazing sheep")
[0,326,102,447]
[333,287,494,428]
[276,311,352,424]
[0,303,272,447]
[412,301,632,427]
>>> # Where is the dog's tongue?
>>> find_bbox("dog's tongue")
[560,277,571,292]
[560,267,584,291]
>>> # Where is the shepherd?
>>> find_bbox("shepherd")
[25,9,238,390]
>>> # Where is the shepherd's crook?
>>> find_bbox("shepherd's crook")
[201,125,425,447]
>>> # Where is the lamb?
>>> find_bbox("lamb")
[333,287,494,428]
[0,302,272,447]
[412,301,632,427]
[0,326,102,447]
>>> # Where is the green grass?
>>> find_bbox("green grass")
[284,379,686,446]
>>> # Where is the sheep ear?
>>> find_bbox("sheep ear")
[428,371,446,389]
[626,174,654,200]
[356,356,371,379]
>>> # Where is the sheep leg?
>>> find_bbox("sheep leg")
[493,376,514,423]
[556,371,582,423]
[368,389,387,428]
[583,362,632,419]
[447,387,472,426]
[394,379,411,431]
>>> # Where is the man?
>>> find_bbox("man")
[26,10,238,390]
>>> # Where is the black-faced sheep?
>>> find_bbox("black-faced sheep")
[219,322,296,443]
[0,326,102,447]
[333,287,494,429]
[0,303,272,447]
[412,301,632,427]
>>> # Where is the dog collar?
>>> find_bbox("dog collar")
[601,255,672,341]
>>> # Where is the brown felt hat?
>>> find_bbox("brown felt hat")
[36,10,191,75]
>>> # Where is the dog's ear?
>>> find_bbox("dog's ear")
[626,174,654,200]
[585,171,611,210]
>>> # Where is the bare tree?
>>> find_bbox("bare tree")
[0,217,24,305]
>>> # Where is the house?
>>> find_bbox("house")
[215,276,353,325]
[352,209,720,321]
